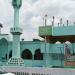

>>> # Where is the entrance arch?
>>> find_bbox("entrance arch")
[21,49,32,59]
[0,38,8,60]
[34,49,43,60]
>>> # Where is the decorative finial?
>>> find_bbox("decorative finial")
[53,16,54,19]
[58,22,59,27]
[52,16,55,26]
[60,18,62,26]
[42,17,44,26]
[45,14,47,26]
[67,20,68,26]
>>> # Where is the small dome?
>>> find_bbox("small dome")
[55,41,61,44]
[65,41,71,44]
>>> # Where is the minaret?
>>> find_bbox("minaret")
[8,0,24,66]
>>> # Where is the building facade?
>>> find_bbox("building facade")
[0,25,75,67]
[0,0,75,68]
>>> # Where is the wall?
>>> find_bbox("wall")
[0,39,74,67]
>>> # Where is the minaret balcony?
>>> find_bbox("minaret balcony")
[10,27,23,34]
[12,0,22,8]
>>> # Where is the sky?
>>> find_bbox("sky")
[0,0,75,41]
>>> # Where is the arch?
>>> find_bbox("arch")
[21,49,32,59]
[0,38,8,60]
[34,49,43,60]
[0,38,8,44]
[9,50,12,59]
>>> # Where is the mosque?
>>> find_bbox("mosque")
[0,0,75,69]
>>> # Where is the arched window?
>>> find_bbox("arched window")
[0,38,8,44]
[0,38,8,60]
[34,49,43,60]
[21,49,32,59]
[9,50,12,59]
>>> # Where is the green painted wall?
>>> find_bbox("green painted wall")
[53,26,75,36]
[39,26,75,36]
[39,26,52,36]
[0,39,64,67]
[0,38,74,67]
